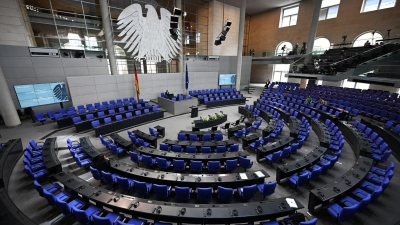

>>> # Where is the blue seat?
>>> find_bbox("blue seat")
[225,159,237,171]
[281,146,291,158]
[202,134,211,142]
[248,139,261,151]
[126,112,132,118]
[42,188,71,207]
[129,151,142,164]
[116,176,134,190]
[217,186,233,202]
[228,144,239,152]
[186,145,196,153]
[104,117,112,124]
[156,157,171,169]
[153,184,171,199]
[189,134,198,142]
[90,166,102,181]
[287,171,310,188]
[93,211,121,225]
[175,186,191,201]
[173,159,186,171]
[159,143,170,151]
[55,197,85,216]
[233,129,245,139]
[134,180,152,197]
[91,120,100,128]
[135,110,141,116]
[201,146,211,153]
[197,187,212,201]
[101,171,117,185]
[24,165,48,179]
[237,184,257,200]
[110,143,124,155]
[178,133,186,141]
[137,138,150,147]
[190,160,203,172]
[325,203,358,222]
[142,155,155,167]
[29,139,44,150]
[33,180,62,197]
[215,145,226,153]
[265,151,281,164]
[207,161,220,173]
[214,133,223,141]
[257,181,277,199]
[116,218,147,225]
[149,127,159,137]
[239,156,253,171]
[72,205,102,225]
[172,145,182,152]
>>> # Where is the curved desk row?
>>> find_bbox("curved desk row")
[193,115,227,129]
[262,119,278,138]
[276,146,328,184]
[238,106,259,122]
[178,130,222,140]
[162,139,237,150]
[132,130,157,148]
[227,125,245,139]
[260,103,291,123]
[42,137,62,175]
[79,137,102,162]
[361,118,400,161]
[205,98,246,108]
[57,102,151,129]
[53,171,303,224]
[308,157,373,213]
[337,122,372,158]
[0,138,37,225]
[137,146,250,163]
[256,137,295,162]
[257,107,273,123]
[289,117,301,139]
[75,106,154,133]
[110,160,268,189]
[94,110,164,137]
[310,120,331,148]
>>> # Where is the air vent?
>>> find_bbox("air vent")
[29,47,59,57]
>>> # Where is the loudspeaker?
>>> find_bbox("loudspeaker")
[171,15,179,23]
[170,22,178,29]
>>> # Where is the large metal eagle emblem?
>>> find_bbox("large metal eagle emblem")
[117,4,181,62]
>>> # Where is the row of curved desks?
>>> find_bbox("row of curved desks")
[361,118,400,161]
[162,139,237,150]
[137,146,250,163]
[79,137,102,161]
[42,137,62,174]
[259,103,291,123]
[238,106,255,121]
[263,119,278,138]
[0,138,37,225]
[276,146,328,184]
[54,171,303,224]
[256,137,295,162]
[310,120,331,148]
[132,130,157,148]
[205,98,246,108]
[337,122,372,158]
[288,117,301,139]
[308,157,373,213]
[178,130,222,140]
[109,133,134,151]
[193,115,227,129]
[110,160,269,189]
[227,125,245,139]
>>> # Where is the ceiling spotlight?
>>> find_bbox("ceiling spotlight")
[223,26,230,32]
[173,7,182,16]
[220,35,226,41]
[183,11,187,17]
[171,33,178,41]
[214,38,221,46]
[225,20,232,27]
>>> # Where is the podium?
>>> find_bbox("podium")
[190,106,198,118]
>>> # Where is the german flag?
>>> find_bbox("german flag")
[134,62,140,98]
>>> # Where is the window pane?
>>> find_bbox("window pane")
[321,0,341,8]
[275,64,290,71]
[342,79,355,88]
[355,82,370,90]
[363,0,379,12]
[282,16,290,27]
[327,5,339,19]
[317,80,323,85]
[283,6,299,16]
[319,8,328,20]
[290,15,297,26]
[379,0,396,9]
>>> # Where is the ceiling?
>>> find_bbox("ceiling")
[216,0,303,15]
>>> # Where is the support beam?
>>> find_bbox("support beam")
[0,65,21,127]
[99,0,118,75]
[305,0,322,55]
[235,0,246,90]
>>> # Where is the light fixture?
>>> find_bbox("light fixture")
[173,7,182,16]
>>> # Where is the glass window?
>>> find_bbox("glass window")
[341,79,356,88]
[353,31,383,47]
[280,5,299,28]
[275,41,293,56]
[272,64,290,82]
[317,80,323,85]
[362,0,396,12]
[313,37,330,54]
[355,82,370,90]
[320,0,340,20]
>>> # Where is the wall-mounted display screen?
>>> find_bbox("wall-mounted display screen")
[14,82,69,108]
[219,74,236,85]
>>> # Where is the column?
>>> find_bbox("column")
[300,79,308,88]
[0,65,21,127]
[235,0,246,90]
[305,0,322,59]
[176,0,185,93]
[99,0,118,75]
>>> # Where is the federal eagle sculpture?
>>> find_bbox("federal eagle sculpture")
[117,4,181,63]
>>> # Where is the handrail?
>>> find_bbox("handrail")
[331,42,392,66]
[290,52,313,65]
[359,48,399,65]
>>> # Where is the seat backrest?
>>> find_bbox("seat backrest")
[190,160,202,171]
[214,133,223,141]
[217,186,233,202]
[197,187,212,201]
[262,181,277,196]
[178,133,186,141]
[33,180,44,196]
[101,171,115,184]
[90,166,101,180]
[175,186,191,200]
[339,204,358,221]
[43,189,57,206]
[203,134,211,141]
[225,159,237,170]
[201,146,211,153]
[153,184,169,198]
[173,159,185,170]
[116,176,130,190]
[241,184,257,199]
[172,145,182,152]
[239,156,251,167]
[134,181,149,194]
[215,145,226,153]
[208,161,220,171]
[299,218,318,225]
[72,205,91,224]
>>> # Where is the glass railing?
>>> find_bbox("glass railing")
[352,65,400,79]
[288,52,314,73]
[244,49,325,57]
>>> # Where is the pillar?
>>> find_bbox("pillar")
[305,0,322,61]
[176,0,185,92]
[235,0,246,90]
[99,0,118,75]
[300,79,308,89]
[0,65,21,127]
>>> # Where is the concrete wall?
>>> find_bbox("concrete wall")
[322,80,342,87]
[369,84,399,93]
[208,0,240,56]
[248,0,400,53]
[251,64,273,83]
[0,45,109,111]
[0,0,31,46]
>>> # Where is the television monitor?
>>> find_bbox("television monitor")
[14,82,69,108]
[219,74,236,86]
